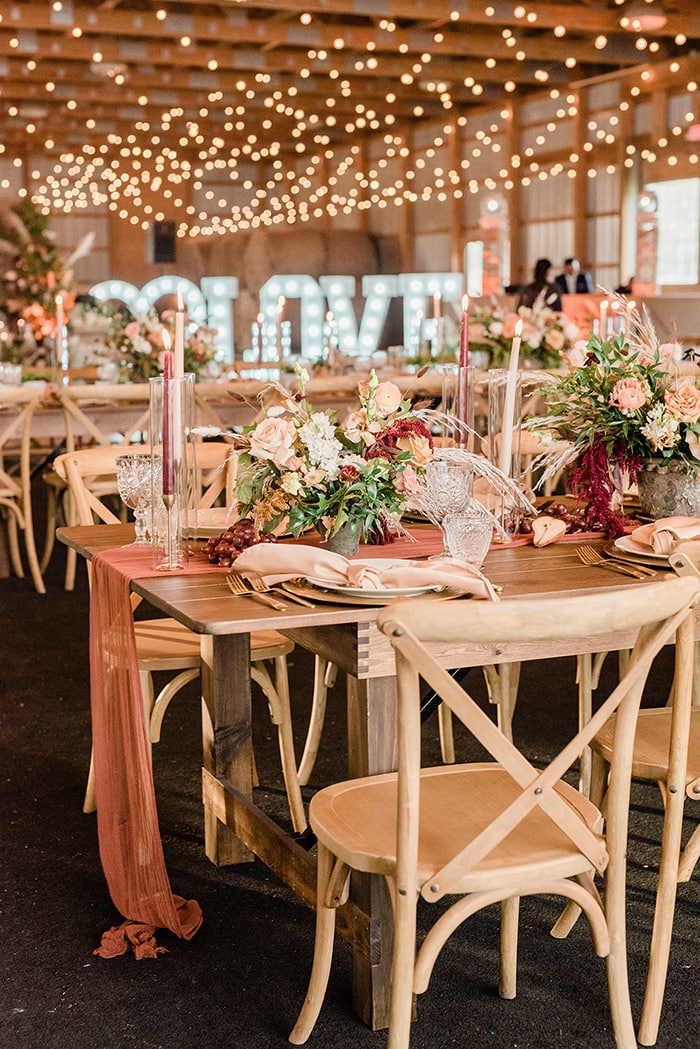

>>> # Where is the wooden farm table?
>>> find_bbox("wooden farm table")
[58,523,668,1030]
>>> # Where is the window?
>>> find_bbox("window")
[645,178,700,285]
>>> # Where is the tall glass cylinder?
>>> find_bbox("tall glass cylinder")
[149,373,197,570]
[440,363,474,449]
[487,368,523,540]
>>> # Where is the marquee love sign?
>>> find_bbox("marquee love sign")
[91,271,465,360]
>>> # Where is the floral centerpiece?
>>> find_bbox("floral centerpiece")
[0,198,93,359]
[469,297,579,369]
[103,306,219,381]
[234,368,435,547]
[534,307,700,534]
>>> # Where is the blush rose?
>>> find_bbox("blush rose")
[610,377,646,412]
[249,416,298,467]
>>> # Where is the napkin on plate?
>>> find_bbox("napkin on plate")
[232,544,498,600]
[630,515,700,555]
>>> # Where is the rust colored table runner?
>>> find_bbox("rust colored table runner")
[89,546,215,958]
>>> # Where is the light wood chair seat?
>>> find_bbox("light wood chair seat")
[310,764,602,891]
[593,707,700,786]
[290,576,700,1049]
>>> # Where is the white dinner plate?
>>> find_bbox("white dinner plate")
[306,557,442,599]
[613,535,670,564]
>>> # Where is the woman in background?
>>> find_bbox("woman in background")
[516,258,563,312]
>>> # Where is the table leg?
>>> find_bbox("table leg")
[200,632,254,866]
[346,672,398,1030]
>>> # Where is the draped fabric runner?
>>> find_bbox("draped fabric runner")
[89,547,205,958]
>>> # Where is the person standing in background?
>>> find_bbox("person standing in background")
[516,258,563,312]
[555,257,594,295]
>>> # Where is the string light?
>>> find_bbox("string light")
[4,7,696,235]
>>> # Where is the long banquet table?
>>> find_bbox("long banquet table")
[57,522,675,1031]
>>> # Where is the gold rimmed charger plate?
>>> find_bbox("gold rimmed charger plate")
[603,540,671,570]
[281,579,466,606]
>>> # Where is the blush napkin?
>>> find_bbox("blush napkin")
[630,516,700,555]
[232,544,498,600]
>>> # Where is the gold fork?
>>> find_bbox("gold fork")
[576,544,655,579]
[246,574,317,608]
[226,572,288,610]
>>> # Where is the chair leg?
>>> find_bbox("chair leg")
[387,879,419,1049]
[19,496,46,595]
[82,749,97,813]
[289,844,339,1045]
[678,822,700,883]
[39,484,59,572]
[483,662,521,741]
[499,895,520,999]
[5,513,25,579]
[437,702,456,763]
[576,653,593,796]
[297,657,337,786]
[637,776,690,1044]
[251,657,307,834]
[148,669,201,742]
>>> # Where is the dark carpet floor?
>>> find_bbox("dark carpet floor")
[1,531,699,1049]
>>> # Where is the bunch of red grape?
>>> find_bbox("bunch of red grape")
[518,502,599,536]
[201,518,277,566]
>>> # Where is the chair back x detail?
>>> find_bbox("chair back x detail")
[0,385,45,593]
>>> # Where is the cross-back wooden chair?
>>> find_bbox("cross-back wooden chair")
[53,441,307,834]
[0,384,46,593]
[41,383,153,590]
[577,540,700,1047]
[289,576,699,1049]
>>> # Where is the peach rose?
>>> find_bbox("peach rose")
[371,381,402,417]
[395,432,434,466]
[610,377,646,412]
[249,416,298,467]
[665,383,700,423]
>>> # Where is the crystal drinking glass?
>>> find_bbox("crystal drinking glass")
[423,458,475,555]
[116,452,153,545]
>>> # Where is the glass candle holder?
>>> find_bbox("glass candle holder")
[487,368,523,541]
[149,373,196,570]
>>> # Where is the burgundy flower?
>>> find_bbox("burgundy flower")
[339,463,361,482]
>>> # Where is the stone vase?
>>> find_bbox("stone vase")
[320,520,361,557]
[636,459,700,519]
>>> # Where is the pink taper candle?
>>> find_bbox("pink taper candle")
[162,347,175,496]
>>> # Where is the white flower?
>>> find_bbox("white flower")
[640,403,680,451]
[280,472,304,495]
[298,412,344,479]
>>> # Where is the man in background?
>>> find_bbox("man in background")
[555,257,593,295]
